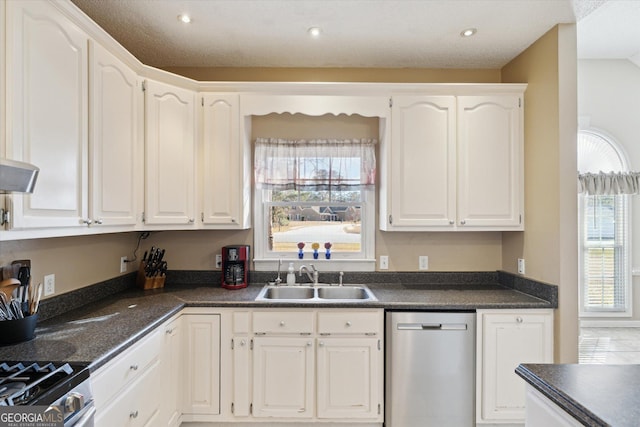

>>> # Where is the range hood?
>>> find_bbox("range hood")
[0,158,39,193]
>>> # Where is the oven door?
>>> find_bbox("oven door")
[66,400,95,427]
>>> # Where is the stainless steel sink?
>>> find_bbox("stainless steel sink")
[255,284,377,302]
[316,286,370,300]
[262,286,315,300]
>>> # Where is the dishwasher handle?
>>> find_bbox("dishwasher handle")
[397,323,468,331]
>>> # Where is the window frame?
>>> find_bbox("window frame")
[578,129,633,317]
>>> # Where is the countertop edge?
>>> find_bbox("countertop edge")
[515,364,604,427]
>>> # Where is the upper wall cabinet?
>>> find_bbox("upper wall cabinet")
[6,0,89,229]
[144,79,197,227]
[382,92,524,231]
[89,41,142,228]
[200,93,250,229]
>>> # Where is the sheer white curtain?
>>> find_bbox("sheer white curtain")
[578,171,640,195]
[254,138,377,190]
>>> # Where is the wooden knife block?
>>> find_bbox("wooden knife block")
[137,262,166,290]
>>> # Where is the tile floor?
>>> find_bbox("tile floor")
[579,327,640,364]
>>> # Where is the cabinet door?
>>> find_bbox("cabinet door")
[89,41,141,227]
[183,314,221,415]
[232,336,251,417]
[457,95,523,229]
[478,310,553,422]
[252,337,314,418]
[6,0,89,228]
[201,93,247,228]
[317,337,381,419]
[387,96,456,229]
[161,317,182,427]
[144,79,196,226]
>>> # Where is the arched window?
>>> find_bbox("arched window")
[578,130,631,316]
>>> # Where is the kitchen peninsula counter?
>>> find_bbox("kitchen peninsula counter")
[517,363,640,427]
[0,277,554,372]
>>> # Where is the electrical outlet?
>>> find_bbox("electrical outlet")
[419,256,429,270]
[215,254,222,269]
[120,256,128,273]
[518,258,525,275]
[379,255,389,270]
[44,274,55,296]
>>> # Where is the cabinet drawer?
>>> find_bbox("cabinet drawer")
[95,358,161,427]
[93,328,163,409]
[253,311,314,334]
[317,311,381,335]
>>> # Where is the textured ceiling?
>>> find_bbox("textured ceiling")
[71,0,585,69]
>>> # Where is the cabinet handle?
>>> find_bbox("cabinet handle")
[516,317,524,323]
[280,321,285,327]
[93,219,103,225]
[345,321,352,327]
[129,410,138,419]
[130,364,139,371]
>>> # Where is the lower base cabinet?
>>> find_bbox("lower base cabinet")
[476,309,554,425]
[524,386,582,427]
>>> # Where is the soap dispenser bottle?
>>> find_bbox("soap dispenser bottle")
[286,263,296,285]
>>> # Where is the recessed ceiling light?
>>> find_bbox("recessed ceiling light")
[460,28,477,37]
[308,27,322,38]
[178,14,192,24]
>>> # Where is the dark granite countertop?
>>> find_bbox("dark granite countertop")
[516,364,640,427]
[0,279,553,373]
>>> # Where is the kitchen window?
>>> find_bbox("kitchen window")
[578,130,632,317]
[253,137,376,271]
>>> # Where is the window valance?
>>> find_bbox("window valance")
[578,171,640,195]
[254,138,377,191]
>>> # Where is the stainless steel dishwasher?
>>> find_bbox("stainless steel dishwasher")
[386,311,476,426]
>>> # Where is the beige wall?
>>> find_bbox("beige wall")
[501,25,579,363]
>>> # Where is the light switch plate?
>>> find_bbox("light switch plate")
[44,274,55,296]
[518,258,525,275]
[419,256,429,270]
[379,255,389,270]
[215,254,222,269]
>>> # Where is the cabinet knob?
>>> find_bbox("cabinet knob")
[93,219,103,225]
[307,341,312,347]
[279,321,285,327]
[231,218,236,223]
[81,219,92,225]
[165,328,173,334]
[516,317,524,323]
[240,339,246,346]
[130,364,139,371]
[129,410,139,419]
[188,218,195,223]
[460,220,466,225]
[449,220,455,225]
[345,321,352,327]
[319,341,324,347]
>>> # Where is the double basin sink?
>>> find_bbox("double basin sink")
[255,284,377,302]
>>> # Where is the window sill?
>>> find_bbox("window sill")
[254,258,376,272]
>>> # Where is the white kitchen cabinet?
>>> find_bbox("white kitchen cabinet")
[231,311,251,418]
[93,326,163,427]
[316,311,383,420]
[200,93,250,228]
[5,0,89,229]
[161,316,182,427]
[476,309,554,424]
[183,314,221,415]
[388,96,457,229]
[144,79,196,226]
[457,95,523,229]
[252,336,315,418]
[524,386,582,427]
[89,41,142,228]
[383,92,524,231]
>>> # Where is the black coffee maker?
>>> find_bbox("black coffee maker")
[221,245,250,289]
